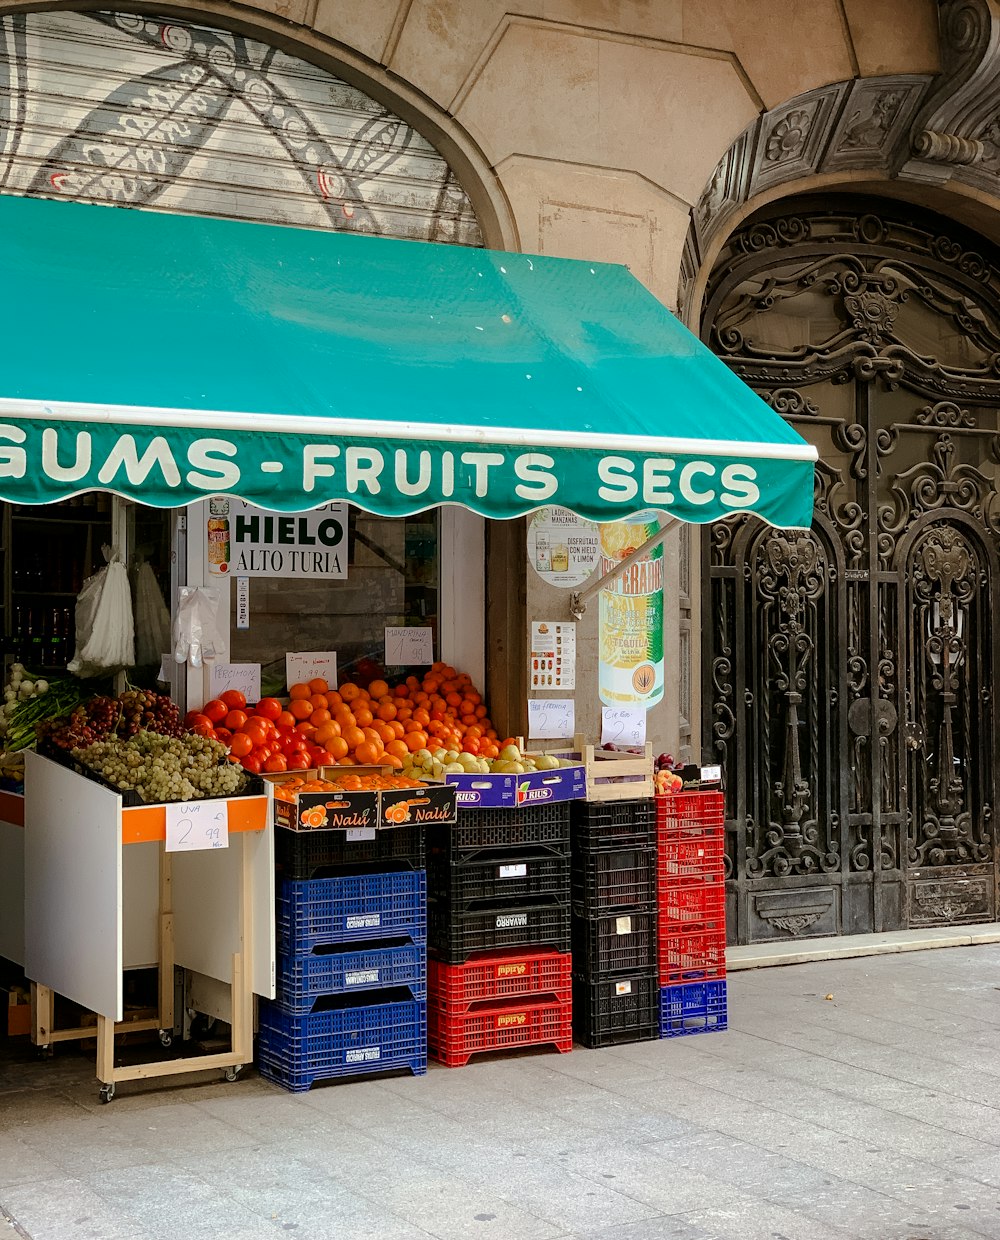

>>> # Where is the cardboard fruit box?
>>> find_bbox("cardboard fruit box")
[445,760,586,810]
[266,766,457,833]
[380,782,458,828]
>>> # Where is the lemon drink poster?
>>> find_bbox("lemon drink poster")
[598,511,663,709]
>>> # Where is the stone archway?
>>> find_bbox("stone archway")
[0,7,511,246]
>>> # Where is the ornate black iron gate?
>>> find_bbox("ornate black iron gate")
[701,198,1000,942]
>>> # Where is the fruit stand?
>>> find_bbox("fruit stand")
[23,752,273,1101]
[0,192,818,1098]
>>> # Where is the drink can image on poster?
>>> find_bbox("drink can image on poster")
[598,511,664,708]
[527,507,600,588]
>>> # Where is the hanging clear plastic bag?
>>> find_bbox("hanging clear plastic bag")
[67,546,136,677]
[133,559,171,668]
[173,586,224,669]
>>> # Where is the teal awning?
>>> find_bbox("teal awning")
[0,193,815,526]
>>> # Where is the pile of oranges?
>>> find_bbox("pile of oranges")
[196,663,511,774]
[284,663,505,770]
[269,772,427,801]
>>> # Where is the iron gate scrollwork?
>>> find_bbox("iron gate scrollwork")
[702,197,1000,942]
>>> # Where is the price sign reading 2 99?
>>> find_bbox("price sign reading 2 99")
[165,802,230,852]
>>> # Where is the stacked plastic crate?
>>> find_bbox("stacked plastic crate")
[570,799,660,1047]
[257,823,428,1091]
[426,803,573,1066]
[656,791,728,1037]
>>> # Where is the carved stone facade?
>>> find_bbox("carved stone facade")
[683,0,1000,321]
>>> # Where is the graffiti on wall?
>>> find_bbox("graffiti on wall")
[0,10,482,244]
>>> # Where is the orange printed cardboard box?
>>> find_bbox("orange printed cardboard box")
[379,780,457,829]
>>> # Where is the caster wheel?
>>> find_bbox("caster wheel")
[158,1029,173,1048]
[224,1065,242,1083]
[36,1045,53,1060]
[99,1083,115,1104]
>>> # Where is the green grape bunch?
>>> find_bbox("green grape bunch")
[72,733,247,804]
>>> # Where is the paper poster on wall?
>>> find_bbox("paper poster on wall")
[384,627,434,666]
[235,577,250,630]
[527,698,575,739]
[286,651,337,689]
[206,499,348,579]
[527,507,600,588]
[599,511,664,709]
[209,662,261,704]
[530,622,576,690]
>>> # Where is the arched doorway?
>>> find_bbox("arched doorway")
[701,195,1000,943]
[0,9,482,244]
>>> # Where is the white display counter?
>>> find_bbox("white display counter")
[24,753,274,1100]
[0,791,25,967]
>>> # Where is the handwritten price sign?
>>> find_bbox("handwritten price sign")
[527,698,575,739]
[286,651,337,689]
[209,662,261,705]
[601,707,647,748]
[165,801,229,852]
[384,627,434,666]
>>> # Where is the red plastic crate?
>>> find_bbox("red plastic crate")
[657,823,725,887]
[659,925,727,985]
[429,950,572,1012]
[655,791,725,830]
[658,881,726,926]
[428,995,573,1067]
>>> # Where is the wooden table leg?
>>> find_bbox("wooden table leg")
[158,848,175,1042]
[31,982,54,1048]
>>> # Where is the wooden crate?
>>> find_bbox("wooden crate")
[553,736,654,803]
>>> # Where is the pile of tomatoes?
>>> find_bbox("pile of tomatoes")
[185,688,323,774]
[185,663,506,775]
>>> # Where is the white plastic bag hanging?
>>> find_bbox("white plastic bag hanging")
[173,586,224,669]
[67,547,136,677]
[133,560,172,668]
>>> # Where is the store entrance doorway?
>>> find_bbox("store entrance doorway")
[701,196,1000,943]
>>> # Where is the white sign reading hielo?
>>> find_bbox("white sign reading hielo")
[207,499,348,579]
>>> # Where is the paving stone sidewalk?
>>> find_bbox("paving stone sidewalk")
[1,944,998,1240]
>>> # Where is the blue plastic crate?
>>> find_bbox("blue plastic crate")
[275,940,426,1012]
[257,994,426,1092]
[277,871,427,954]
[659,980,727,1037]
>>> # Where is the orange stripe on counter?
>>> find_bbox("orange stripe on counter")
[0,790,25,827]
[121,796,268,844]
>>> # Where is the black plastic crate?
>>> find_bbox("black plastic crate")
[429,849,571,908]
[429,898,571,963]
[572,846,657,915]
[275,823,425,880]
[428,803,571,860]
[571,909,657,977]
[572,971,659,1048]
[571,799,656,850]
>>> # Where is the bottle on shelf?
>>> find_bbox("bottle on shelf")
[30,607,43,659]
[12,606,24,657]
[49,608,62,665]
